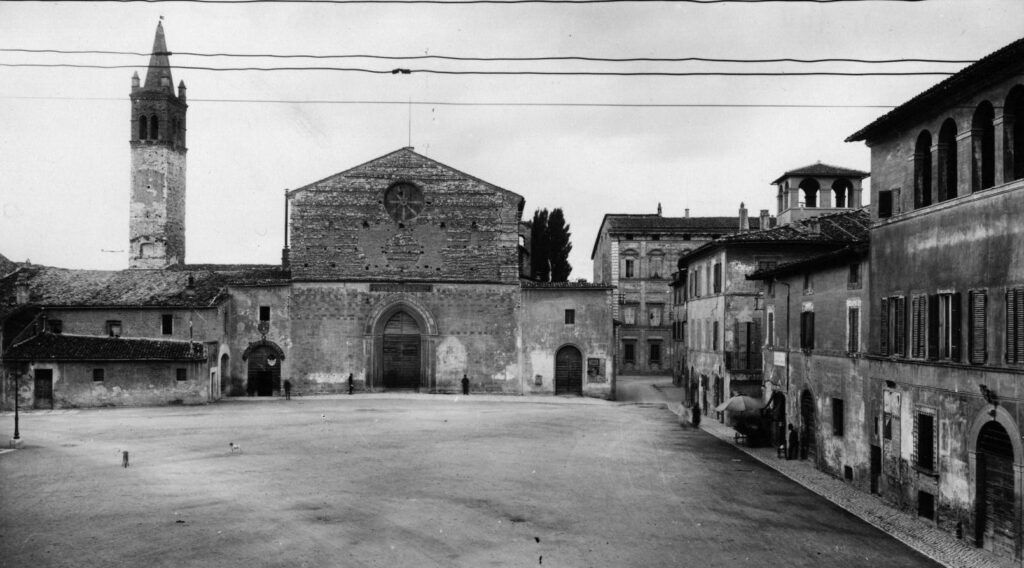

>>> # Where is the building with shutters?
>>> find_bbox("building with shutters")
[676,207,870,419]
[0,23,616,410]
[748,243,870,480]
[592,205,773,377]
[845,35,1024,562]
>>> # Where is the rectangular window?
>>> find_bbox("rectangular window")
[161,314,173,335]
[713,321,720,351]
[803,273,813,294]
[649,342,662,365]
[800,311,815,349]
[848,263,861,287]
[883,412,893,440]
[968,290,987,364]
[713,263,722,293]
[929,292,961,360]
[916,412,936,472]
[767,311,775,346]
[648,304,663,327]
[847,307,860,353]
[564,309,576,325]
[176,368,187,381]
[623,305,637,326]
[878,190,894,218]
[880,296,906,356]
[625,259,635,278]
[93,368,105,382]
[832,398,845,437]
[623,342,636,365]
[1007,287,1024,363]
[259,306,271,322]
[650,256,664,279]
[107,320,123,338]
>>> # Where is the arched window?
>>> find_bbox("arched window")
[138,115,148,140]
[1005,85,1024,183]
[150,115,160,141]
[799,178,820,208]
[972,101,995,192]
[914,131,933,208]
[832,178,853,208]
[937,119,958,202]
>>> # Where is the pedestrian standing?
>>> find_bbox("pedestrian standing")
[461,374,470,395]
[787,423,799,460]
[691,404,701,427]
[347,373,354,395]
[283,379,292,400]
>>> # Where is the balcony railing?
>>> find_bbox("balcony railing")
[725,350,763,372]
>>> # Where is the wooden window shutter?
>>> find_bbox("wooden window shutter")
[927,294,940,360]
[1016,288,1024,363]
[895,296,906,356]
[736,320,747,368]
[969,290,987,364]
[917,294,925,358]
[751,320,761,356]
[848,307,859,352]
[808,312,816,349]
[880,297,890,355]
[950,292,962,361]
[1007,288,1018,363]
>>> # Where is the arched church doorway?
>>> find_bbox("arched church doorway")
[246,346,281,396]
[555,345,583,395]
[383,311,421,390]
[977,421,1016,554]
[800,389,816,461]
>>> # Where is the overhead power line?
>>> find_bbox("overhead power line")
[7,0,933,4]
[0,62,958,77]
[0,95,902,109]
[0,48,974,65]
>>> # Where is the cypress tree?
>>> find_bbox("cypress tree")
[546,208,573,282]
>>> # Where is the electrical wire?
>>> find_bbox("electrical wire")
[0,48,975,65]
[4,0,934,5]
[0,62,959,76]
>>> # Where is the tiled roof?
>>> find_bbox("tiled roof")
[591,213,773,259]
[3,332,206,361]
[521,280,614,290]
[0,253,17,278]
[0,264,289,313]
[680,208,871,261]
[746,244,869,280]
[847,36,1024,143]
[770,163,869,185]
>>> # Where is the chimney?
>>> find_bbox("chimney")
[281,247,291,270]
[657,202,662,217]
[760,209,770,230]
[15,273,30,304]
[685,208,690,219]
[807,219,821,236]
[739,202,749,232]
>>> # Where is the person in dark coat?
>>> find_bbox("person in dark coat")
[283,379,292,400]
[691,404,701,427]
[787,423,799,460]
[347,373,354,395]
[461,374,470,395]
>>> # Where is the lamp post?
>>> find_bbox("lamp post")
[11,371,21,448]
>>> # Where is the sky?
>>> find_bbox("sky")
[1,0,1022,279]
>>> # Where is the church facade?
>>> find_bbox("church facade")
[0,23,615,409]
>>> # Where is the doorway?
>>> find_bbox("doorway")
[33,369,53,409]
[246,346,281,396]
[555,346,583,395]
[382,311,421,390]
[800,389,816,461]
[977,421,1016,556]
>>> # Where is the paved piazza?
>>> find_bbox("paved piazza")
[0,396,937,568]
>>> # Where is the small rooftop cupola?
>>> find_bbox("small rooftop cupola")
[131,71,140,92]
[771,161,869,226]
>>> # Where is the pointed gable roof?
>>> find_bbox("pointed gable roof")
[142,21,174,92]
[288,147,524,204]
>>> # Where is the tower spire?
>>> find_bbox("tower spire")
[143,21,174,92]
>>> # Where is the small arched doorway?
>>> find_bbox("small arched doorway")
[976,421,1016,554]
[555,346,583,395]
[247,346,281,396]
[800,389,816,461]
[220,353,231,395]
[382,311,421,390]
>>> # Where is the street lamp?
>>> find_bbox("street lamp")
[11,370,21,448]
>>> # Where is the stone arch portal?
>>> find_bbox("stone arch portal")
[242,339,285,397]
[367,298,437,391]
[968,405,1023,558]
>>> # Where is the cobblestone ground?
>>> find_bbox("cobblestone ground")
[644,380,1017,568]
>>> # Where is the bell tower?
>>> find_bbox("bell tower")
[129,21,188,269]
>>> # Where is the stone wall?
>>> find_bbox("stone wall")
[130,143,186,268]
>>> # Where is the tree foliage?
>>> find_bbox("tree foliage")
[529,208,572,282]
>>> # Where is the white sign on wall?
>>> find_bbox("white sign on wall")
[773,351,786,366]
